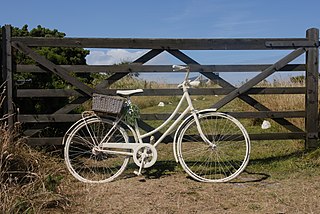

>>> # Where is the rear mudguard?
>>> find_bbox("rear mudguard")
[62,114,138,145]
[62,114,99,145]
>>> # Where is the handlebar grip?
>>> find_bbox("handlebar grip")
[172,65,188,71]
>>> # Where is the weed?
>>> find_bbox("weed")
[45,174,64,193]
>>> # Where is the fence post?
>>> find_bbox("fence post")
[1,25,14,132]
[0,25,2,90]
[305,28,319,149]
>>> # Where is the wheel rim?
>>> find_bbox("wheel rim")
[64,118,129,183]
[177,112,250,182]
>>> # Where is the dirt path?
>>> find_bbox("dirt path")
[59,172,320,214]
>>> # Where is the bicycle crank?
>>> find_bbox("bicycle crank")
[133,143,157,169]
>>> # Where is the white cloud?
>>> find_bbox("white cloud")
[86,49,181,65]
[85,49,185,83]
[86,49,148,65]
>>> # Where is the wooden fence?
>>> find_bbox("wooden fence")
[1,25,319,148]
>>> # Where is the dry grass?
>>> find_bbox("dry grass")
[0,137,69,213]
[233,79,306,130]
[59,140,320,214]
[0,84,69,213]
[236,79,305,111]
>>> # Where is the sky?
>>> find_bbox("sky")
[1,0,320,84]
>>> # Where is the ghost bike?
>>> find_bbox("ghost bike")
[63,65,250,183]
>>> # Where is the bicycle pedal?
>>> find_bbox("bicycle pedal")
[133,170,141,176]
[133,171,147,182]
[133,169,146,176]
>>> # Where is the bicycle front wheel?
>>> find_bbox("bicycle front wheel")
[177,111,250,182]
[64,117,130,183]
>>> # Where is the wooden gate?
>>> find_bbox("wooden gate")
[1,25,319,148]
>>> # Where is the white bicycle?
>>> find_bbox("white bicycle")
[63,65,250,183]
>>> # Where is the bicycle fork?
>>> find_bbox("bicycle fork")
[192,111,217,148]
[183,85,216,148]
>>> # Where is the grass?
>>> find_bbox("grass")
[0,128,70,213]
[0,83,70,213]
[140,139,320,182]
[247,140,319,179]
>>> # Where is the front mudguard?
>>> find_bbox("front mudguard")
[172,108,217,163]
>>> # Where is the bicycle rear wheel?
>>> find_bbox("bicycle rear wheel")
[64,117,129,183]
[177,111,250,182]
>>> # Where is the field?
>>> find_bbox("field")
[1,79,320,213]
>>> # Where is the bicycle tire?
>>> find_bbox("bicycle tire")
[176,111,250,182]
[64,117,130,183]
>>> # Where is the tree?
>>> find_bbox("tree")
[10,25,91,88]
[1,25,91,113]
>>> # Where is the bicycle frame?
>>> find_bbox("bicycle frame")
[64,65,250,183]
[100,66,213,154]
[136,66,213,147]
[136,83,202,147]
[100,85,194,145]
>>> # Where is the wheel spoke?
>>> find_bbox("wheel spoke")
[64,117,130,183]
[178,111,250,182]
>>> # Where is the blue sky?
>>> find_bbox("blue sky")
[1,0,320,84]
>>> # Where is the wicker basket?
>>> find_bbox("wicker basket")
[92,93,125,114]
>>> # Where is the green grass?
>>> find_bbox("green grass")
[221,137,320,181]
[137,139,320,182]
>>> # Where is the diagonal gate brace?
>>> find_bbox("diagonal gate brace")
[212,48,305,109]
[12,41,95,96]
[168,49,304,133]
[96,49,164,89]
[54,49,165,114]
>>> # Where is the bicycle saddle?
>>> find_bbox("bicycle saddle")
[116,89,143,97]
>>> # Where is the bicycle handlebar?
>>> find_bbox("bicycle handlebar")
[172,65,188,71]
[172,65,190,83]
